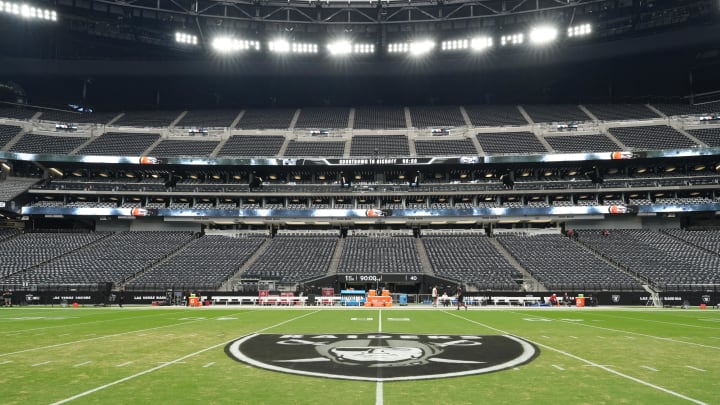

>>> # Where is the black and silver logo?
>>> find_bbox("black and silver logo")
[225,333,538,381]
[611,294,621,303]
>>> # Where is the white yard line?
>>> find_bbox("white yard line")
[551,364,565,371]
[116,361,133,367]
[73,361,92,367]
[554,319,720,351]
[685,366,706,372]
[640,365,658,372]
[450,312,709,405]
[32,361,51,367]
[49,310,319,405]
[593,313,720,331]
[0,310,187,336]
[202,362,215,368]
[376,309,383,405]
[0,318,211,358]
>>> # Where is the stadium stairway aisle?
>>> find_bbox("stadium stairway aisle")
[488,237,546,291]
[221,237,272,291]
[326,237,345,276]
[124,232,201,287]
[415,237,434,276]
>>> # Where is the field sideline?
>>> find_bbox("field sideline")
[0,306,718,405]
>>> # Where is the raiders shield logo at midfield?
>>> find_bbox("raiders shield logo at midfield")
[225,334,539,381]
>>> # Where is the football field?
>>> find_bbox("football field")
[0,306,718,405]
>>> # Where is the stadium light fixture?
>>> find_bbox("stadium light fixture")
[567,23,592,38]
[328,41,375,55]
[291,42,318,54]
[471,36,493,51]
[268,39,291,53]
[211,36,260,53]
[440,39,469,52]
[410,40,435,56]
[175,32,198,46]
[500,33,523,47]
[387,42,410,54]
[269,40,317,54]
[387,40,434,55]
[0,1,57,21]
[353,43,375,54]
[328,40,352,55]
[529,25,558,45]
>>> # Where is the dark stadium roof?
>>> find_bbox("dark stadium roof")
[0,0,718,108]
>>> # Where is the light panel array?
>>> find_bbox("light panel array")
[291,42,318,54]
[471,36,493,50]
[388,42,410,53]
[0,1,57,21]
[268,40,318,54]
[327,41,375,55]
[500,33,524,46]
[175,32,198,45]
[353,43,374,54]
[198,22,590,57]
[327,41,352,55]
[388,40,435,55]
[441,36,494,52]
[410,40,435,55]
[568,23,592,37]
[441,39,469,51]
[211,36,260,53]
[529,26,558,45]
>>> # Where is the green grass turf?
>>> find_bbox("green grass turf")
[0,306,718,405]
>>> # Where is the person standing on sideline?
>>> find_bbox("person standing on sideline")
[3,289,11,307]
[456,285,467,310]
[431,285,438,307]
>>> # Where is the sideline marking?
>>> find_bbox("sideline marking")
[640,366,658,372]
[685,366,706,372]
[49,311,319,405]
[449,312,709,405]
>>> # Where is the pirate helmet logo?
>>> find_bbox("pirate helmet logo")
[226,333,538,381]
